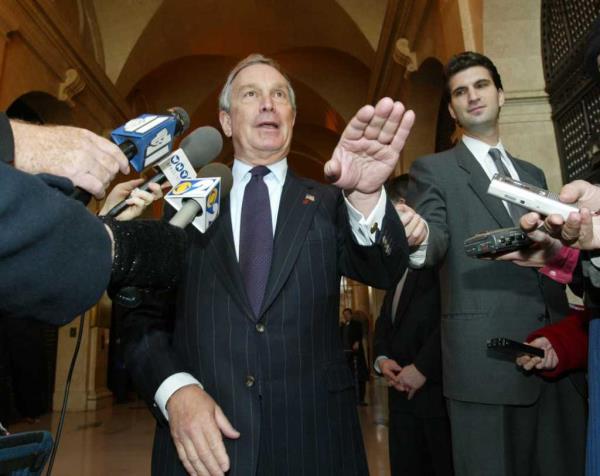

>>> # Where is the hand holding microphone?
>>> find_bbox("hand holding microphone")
[71,107,190,204]
[99,178,165,221]
[11,121,130,199]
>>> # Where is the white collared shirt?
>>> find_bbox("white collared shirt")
[461,135,520,182]
[461,135,521,215]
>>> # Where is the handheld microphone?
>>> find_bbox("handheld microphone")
[111,106,190,172]
[106,126,223,218]
[168,163,233,232]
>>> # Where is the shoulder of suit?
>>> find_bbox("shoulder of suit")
[411,147,457,170]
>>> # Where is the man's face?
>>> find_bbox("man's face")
[343,310,352,321]
[219,63,296,165]
[447,65,504,135]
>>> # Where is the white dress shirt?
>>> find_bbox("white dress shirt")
[155,157,394,419]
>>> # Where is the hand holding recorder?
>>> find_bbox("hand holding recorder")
[488,176,600,251]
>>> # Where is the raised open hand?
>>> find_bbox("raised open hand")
[324,98,415,194]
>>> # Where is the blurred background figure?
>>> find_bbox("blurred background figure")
[341,308,370,406]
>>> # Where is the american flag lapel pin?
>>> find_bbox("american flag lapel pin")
[303,193,315,205]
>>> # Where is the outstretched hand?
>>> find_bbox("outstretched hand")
[324,98,415,195]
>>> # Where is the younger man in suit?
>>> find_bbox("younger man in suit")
[374,174,453,476]
[408,52,587,476]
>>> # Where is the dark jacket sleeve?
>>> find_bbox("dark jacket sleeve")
[373,290,394,363]
[120,205,186,426]
[527,308,590,377]
[0,161,112,325]
[413,326,442,382]
[338,196,409,290]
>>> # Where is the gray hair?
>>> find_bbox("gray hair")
[218,54,297,112]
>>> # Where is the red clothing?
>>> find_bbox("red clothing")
[539,246,580,284]
[527,307,590,378]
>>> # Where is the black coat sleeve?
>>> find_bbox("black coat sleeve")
[338,197,409,290]
[373,290,394,362]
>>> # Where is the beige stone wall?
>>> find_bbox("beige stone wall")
[484,0,563,191]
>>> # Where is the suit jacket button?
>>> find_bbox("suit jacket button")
[256,323,265,333]
[245,376,255,387]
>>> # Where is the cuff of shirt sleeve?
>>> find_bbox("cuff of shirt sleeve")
[154,373,203,420]
[374,355,388,375]
[344,188,387,245]
[539,246,580,284]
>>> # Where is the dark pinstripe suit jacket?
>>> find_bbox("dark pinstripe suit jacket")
[124,170,409,475]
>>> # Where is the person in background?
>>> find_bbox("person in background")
[340,308,369,405]
[374,174,453,476]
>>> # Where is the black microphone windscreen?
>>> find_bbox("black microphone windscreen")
[179,126,223,169]
[167,106,191,135]
[197,162,233,198]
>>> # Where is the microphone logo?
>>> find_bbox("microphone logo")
[147,128,172,155]
[174,181,193,194]
[206,188,219,213]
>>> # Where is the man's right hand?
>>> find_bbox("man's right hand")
[379,358,409,392]
[11,121,129,199]
[166,385,240,476]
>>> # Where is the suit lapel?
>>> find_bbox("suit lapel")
[510,155,540,187]
[204,196,255,321]
[259,171,319,316]
[455,142,514,228]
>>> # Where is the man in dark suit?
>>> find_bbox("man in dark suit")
[408,51,587,476]
[374,174,453,476]
[340,308,369,405]
[123,53,418,475]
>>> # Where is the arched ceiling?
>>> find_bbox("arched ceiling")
[90,0,387,181]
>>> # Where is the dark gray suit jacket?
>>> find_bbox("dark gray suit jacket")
[408,141,577,405]
[124,170,409,475]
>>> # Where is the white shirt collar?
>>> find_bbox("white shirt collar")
[461,134,507,162]
[232,157,288,185]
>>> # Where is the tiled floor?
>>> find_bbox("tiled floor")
[8,377,391,475]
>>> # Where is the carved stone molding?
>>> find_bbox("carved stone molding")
[57,68,86,106]
[393,38,419,77]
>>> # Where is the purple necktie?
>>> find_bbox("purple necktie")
[240,166,273,316]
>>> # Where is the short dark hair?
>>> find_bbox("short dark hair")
[444,51,503,100]
[385,174,409,205]
[342,308,352,314]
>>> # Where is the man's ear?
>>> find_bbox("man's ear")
[448,102,457,121]
[219,110,232,137]
[498,88,505,108]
